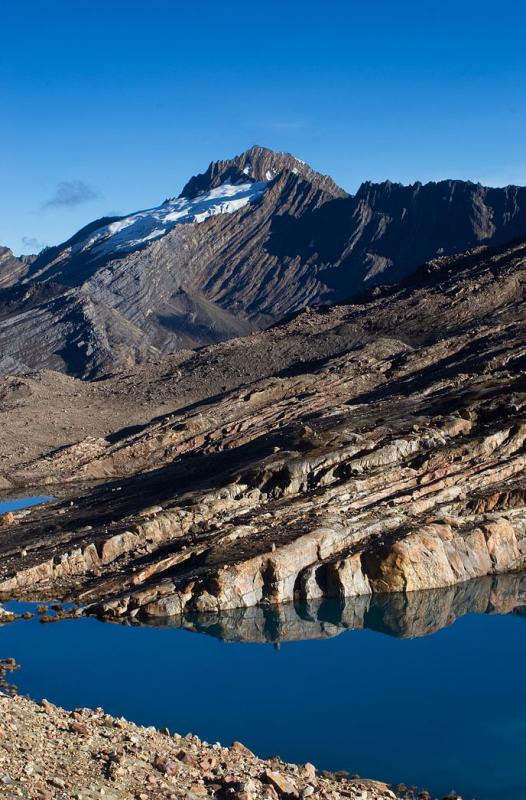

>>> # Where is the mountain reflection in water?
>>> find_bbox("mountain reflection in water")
[136,572,526,643]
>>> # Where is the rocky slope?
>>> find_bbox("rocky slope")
[1,146,525,378]
[1,236,526,619]
[0,691,407,800]
[0,147,342,378]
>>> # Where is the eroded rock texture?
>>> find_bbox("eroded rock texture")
[1,237,526,617]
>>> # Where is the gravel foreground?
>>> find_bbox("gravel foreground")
[0,690,447,800]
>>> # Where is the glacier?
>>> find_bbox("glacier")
[77,180,269,257]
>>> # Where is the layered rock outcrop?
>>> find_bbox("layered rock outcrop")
[0,246,34,289]
[1,237,526,619]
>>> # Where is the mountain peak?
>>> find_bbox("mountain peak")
[179,145,347,200]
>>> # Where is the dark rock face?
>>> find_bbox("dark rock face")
[1,146,526,378]
[179,144,347,199]
[334,180,526,284]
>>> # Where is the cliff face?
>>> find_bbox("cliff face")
[1,236,526,617]
[1,146,526,379]
[177,574,526,643]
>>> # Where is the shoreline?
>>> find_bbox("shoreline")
[0,689,433,800]
[2,240,526,626]
[2,570,526,643]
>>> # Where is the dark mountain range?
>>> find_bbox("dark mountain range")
[1,144,526,378]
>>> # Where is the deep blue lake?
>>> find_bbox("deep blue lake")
[2,579,526,800]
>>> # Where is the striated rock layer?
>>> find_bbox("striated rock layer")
[1,237,526,618]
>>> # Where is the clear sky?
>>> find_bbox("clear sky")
[1,0,525,255]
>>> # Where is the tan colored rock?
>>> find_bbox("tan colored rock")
[265,769,299,797]
[231,741,254,756]
[0,693,400,800]
[101,532,140,564]
[363,519,523,595]
[300,763,316,781]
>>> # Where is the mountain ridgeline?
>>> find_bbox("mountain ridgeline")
[1,145,526,378]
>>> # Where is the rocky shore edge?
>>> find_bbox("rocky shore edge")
[0,683,460,800]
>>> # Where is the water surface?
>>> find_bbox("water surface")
[0,495,53,514]
[2,575,526,799]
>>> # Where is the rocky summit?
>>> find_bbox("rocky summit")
[1,146,526,378]
[1,235,526,622]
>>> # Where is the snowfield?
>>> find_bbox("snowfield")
[78,181,269,257]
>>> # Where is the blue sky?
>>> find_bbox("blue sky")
[1,0,525,255]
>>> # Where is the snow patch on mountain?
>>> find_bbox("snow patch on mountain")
[77,181,269,256]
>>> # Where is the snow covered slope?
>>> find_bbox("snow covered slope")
[76,181,269,257]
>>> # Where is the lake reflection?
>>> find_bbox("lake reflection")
[144,572,526,643]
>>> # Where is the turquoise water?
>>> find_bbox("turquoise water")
[2,577,526,800]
